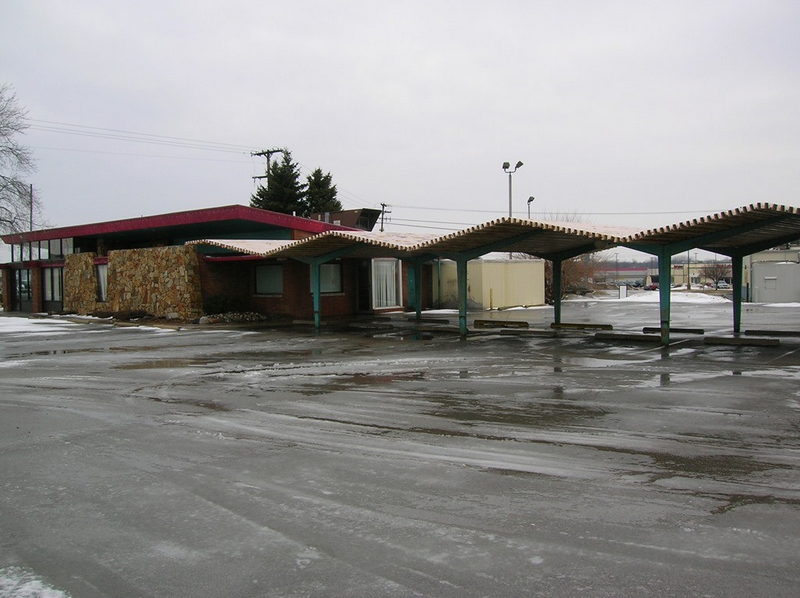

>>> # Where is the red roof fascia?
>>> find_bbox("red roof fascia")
[1,204,356,244]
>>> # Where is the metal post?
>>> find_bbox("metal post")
[731,255,743,334]
[657,252,672,345]
[457,257,468,335]
[686,250,691,290]
[310,261,322,330]
[552,258,563,325]
[508,173,513,218]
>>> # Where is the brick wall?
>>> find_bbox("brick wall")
[199,257,358,319]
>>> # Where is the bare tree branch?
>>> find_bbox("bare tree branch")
[0,83,39,233]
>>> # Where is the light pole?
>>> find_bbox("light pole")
[502,161,523,218]
[686,250,691,290]
[527,196,535,219]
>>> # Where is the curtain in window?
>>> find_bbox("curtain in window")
[372,259,398,308]
[96,264,108,302]
[43,268,63,302]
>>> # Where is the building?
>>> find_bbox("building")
[746,244,800,302]
[0,205,433,320]
[433,256,545,309]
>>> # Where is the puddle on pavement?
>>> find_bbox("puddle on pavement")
[711,493,800,514]
[10,345,162,358]
[116,358,219,370]
[294,415,511,441]
[427,397,607,427]
[146,396,230,411]
[599,446,787,478]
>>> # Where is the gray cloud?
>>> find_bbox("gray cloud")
[1,0,798,241]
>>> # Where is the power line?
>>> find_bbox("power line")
[383,221,461,231]
[27,124,250,154]
[30,145,251,163]
[390,203,728,216]
[26,118,255,151]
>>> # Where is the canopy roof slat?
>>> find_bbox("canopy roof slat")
[186,204,799,262]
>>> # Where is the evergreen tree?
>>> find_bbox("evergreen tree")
[250,150,306,215]
[304,168,342,217]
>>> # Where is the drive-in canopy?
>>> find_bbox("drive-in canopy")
[188,204,800,342]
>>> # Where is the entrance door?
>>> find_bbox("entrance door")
[356,260,371,312]
[13,269,32,312]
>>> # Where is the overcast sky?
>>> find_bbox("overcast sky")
[2,0,799,243]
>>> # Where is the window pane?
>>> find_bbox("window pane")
[62,238,73,255]
[43,267,63,302]
[256,265,283,294]
[44,268,53,301]
[49,239,62,258]
[320,263,342,293]
[372,259,399,308]
[17,269,31,300]
[54,268,62,301]
[96,264,108,301]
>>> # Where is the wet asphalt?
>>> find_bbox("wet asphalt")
[1,298,799,597]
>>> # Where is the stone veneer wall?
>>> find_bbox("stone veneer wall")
[63,253,102,314]
[64,246,204,319]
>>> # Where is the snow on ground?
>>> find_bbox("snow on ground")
[0,567,70,598]
[564,290,730,304]
[617,291,730,304]
[0,318,79,335]
[760,302,800,308]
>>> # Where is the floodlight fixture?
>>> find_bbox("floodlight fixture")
[502,160,524,217]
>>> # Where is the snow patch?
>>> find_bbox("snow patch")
[0,567,70,598]
[615,292,729,304]
[0,318,78,334]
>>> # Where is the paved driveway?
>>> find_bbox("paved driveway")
[1,302,799,597]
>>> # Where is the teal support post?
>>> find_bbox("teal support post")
[657,252,672,345]
[406,263,416,311]
[731,255,744,334]
[552,258,563,325]
[403,259,424,320]
[456,257,468,335]
[413,260,423,321]
[310,261,322,330]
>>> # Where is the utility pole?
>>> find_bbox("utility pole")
[686,249,691,290]
[379,203,391,232]
[251,148,285,187]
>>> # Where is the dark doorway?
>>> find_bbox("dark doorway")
[356,259,371,312]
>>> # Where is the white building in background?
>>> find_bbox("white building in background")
[433,255,545,310]
[747,245,800,302]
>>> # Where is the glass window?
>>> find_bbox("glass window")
[62,238,74,255]
[319,262,342,293]
[255,264,283,295]
[48,239,63,258]
[43,267,63,302]
[16,269,31,300]
[96,264,108,302]
[308,262,343,294]
[372,259,400,308]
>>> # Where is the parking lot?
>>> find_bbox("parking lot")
[1,297,800,597]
